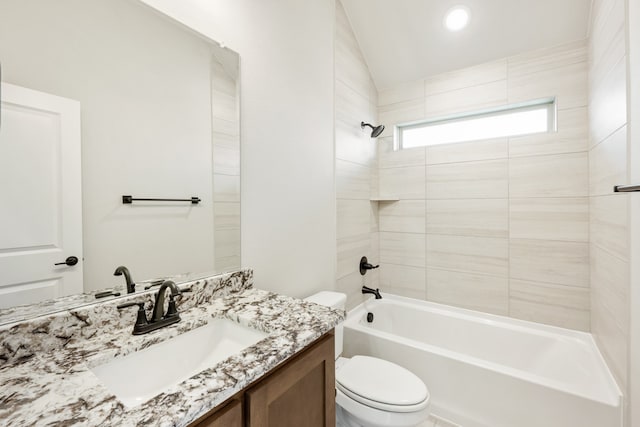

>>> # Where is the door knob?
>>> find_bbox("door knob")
[54,256,79,266]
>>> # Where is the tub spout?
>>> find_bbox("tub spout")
[362,285,382,299]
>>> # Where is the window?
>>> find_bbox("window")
[398,98,556,150]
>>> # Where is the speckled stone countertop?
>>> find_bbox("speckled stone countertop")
[0,269,344,427]
[0,272,207,326]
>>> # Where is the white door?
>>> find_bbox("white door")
[0,82,83,308]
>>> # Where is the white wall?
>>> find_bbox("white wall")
[141,0,338,297]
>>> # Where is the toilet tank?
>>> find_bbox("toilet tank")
[304,291,346,360]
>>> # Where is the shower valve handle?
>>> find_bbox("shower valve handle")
[359,256,379,275]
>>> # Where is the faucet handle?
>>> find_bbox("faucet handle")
[165,298,179,318]
[117,301,149,330]
[359,256,380,275]
[117,301,143,310]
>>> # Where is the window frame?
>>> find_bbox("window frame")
[396,97,557,150]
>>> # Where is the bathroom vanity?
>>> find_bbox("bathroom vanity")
[190,332,335,426]
[0,269,342,426]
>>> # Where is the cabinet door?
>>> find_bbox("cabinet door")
[189,398,242,427]
[246,333,335,427]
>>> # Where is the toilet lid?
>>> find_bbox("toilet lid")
[336,356,429,411]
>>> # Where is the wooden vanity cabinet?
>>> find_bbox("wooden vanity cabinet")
[190,398,243,427]
[188,332,335,427]
[245,331,335,427]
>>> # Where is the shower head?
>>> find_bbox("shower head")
[361,121,385,138]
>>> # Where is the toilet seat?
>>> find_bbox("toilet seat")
[336,355,429,413]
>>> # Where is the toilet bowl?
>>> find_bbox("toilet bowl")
[305,292,430,427]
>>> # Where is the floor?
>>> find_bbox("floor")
[419,414,461,427]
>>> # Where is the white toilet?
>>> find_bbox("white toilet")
[305,292,430,427]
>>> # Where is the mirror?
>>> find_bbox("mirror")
[0,0,240,323]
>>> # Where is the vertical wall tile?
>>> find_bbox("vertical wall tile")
[589,55,627,146]
[510,239,589,287]
[424,59,507,96]
[335,119,374,165]
[213,174,240,202]
[337,272,366,311]
[212,145,240,176]
[379,166,426,199]
[591,244,629,334]
[214,229,240,271]
[379,232,426,268]
[509,279,590,331]
[379,200,426,233]
[335,0,374,99]
[508,40,587,78]
[426,235,508,277]
[211,57,240,274]
[590,195,629,261]
[425,80,507,118]
[379,263,426,299]
[337,199,370,239]
[369,231,380,288]
[214,202,241,230]
[509,107,588,157]
[337,234,371,279]
[508,61,588,110]
[588,0,629,393]
[426,199,508,238]
[427,269,508,315]
[371,36,595,331]
[379,263,426,290]
[426,159,508,199]
[509,152,588,198]
[335,0,379,310]
[378,99,425,138]
[336,159,370,200]
[379,141,426,169]
[589,125,627,196]
[509,198,588,242]
[378,79,424,107]
[425,138,508,165]
[591,298,628,389]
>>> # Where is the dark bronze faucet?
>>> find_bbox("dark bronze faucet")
[151,280,181,322]
[359,256,379,275]
[117,280,182,335]
[114,266,136,294]
[362,285,382,299]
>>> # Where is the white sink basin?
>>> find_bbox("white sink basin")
[90,318,268,407]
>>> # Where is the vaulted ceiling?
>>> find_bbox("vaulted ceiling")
[341,0,593,90]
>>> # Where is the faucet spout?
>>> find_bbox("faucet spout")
[114,266,135,294]
[152,280,181,322]
[362,285,382,299]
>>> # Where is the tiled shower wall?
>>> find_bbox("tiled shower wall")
[376,41,590,331]
[335,0,380,310]
[588,0,629,402]
[211,57,241,272]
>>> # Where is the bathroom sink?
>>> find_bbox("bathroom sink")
[89,318,268,407]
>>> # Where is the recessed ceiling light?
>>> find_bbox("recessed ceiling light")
[444,6,470,32]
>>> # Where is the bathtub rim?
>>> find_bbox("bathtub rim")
[345,293,622,408]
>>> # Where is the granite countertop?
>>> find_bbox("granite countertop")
[0,272,210,326]
[0,270,344,426]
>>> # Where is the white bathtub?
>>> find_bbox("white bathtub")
[342,294,622,427]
